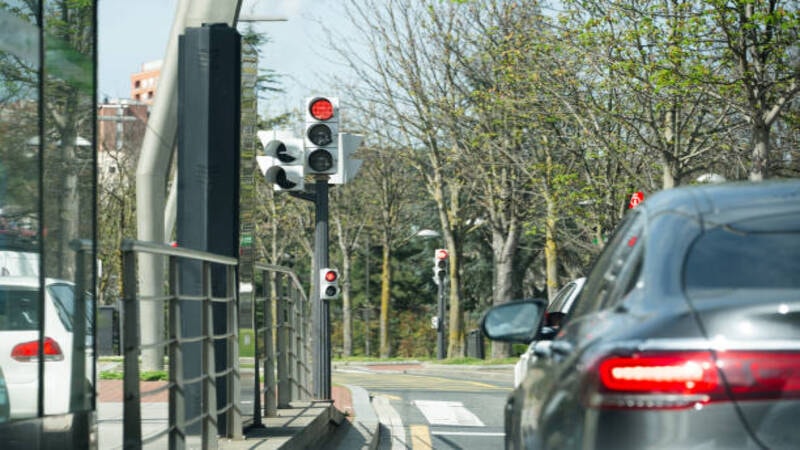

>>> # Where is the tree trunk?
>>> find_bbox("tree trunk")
[490,220,519,359]
[446,240,464,358]
[341,245,353,357]
[379,240,392,358]
[750,122,770,181]
[544,193,558,302]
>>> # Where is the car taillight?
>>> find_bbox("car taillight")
[716,351,800,401]
[11,337,64,362]
[586,350,800,410]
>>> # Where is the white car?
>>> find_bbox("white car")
[513,277,585,387]
[0,277,93,418]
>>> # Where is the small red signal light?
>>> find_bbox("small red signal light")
[435,248,448,260]
[324,270,338,282]
[309,98,334,121]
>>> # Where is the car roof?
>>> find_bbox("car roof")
[641,179,800,224]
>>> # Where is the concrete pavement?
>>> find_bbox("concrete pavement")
[94,360,512,449]
[95,377,380,449]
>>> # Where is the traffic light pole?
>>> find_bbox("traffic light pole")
[312,179,331,399]
[437,272,446,360]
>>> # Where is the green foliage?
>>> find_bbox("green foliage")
[140,371,169,381]
[239,328,255,358]
[98,371,123,380]
[98,370,168,381]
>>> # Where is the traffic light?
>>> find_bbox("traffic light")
[256,129,305,191]
[320,268,340,300]
[433,248,448,282]
[329,133,364,185]
[304,97,338,175]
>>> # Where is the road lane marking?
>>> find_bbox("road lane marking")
[410,424,433,449]
[431,431,506,437]
[413,400,485,427]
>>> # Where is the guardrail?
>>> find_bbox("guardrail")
[116,239,312,449]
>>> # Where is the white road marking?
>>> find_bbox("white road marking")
[431,431,505,437]
[412,400,485,427]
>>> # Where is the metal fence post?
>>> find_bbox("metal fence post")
[262,269,277,417]
[121,244,142,449]
[168,255,186,449]
[301,290,312,399]
[289,292,299,401]
[226,266,242,438]
[201,261,218,447]
[276,273,291,408]
[292,287,302,400]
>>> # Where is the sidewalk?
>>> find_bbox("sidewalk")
[96,379,379,450]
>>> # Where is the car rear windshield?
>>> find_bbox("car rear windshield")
[0,287,39,330]
[684,212,800,291]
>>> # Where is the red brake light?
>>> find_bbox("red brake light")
[11,337,64,362]
[588,350,800,410]
[716,351,800,400]
[599,352,718,394]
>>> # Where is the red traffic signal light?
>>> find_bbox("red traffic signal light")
[308,97,335,121]
[320,268,340,299]
[435,248,448,260]
[324,269,338,283]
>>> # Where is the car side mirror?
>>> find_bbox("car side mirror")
[537,326,558,341]
[480,298,547,344]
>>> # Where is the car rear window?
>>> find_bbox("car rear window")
[0,287,40,330]
[684,212,800,291]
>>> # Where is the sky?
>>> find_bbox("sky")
[98,0,350,117]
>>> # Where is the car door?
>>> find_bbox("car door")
[518,211,647,449]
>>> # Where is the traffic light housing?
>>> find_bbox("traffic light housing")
[256,129,305,191]
[304,97,339,175]
[433,248,448,282]
[320,268,340,300]
[329,133,364,185]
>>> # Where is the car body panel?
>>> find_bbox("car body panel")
[0,277,91,419]
[514,278,586,387]
[484,180,800,450]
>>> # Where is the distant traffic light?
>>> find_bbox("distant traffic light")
[433,248,448,282]
[256,130,305,191]
[304,97,339,175]
[319,268,340,300]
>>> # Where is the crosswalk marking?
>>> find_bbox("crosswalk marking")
[413,400,485,427]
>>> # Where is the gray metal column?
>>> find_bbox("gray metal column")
[136,0,243,374]
[176,23,240,436]
[312,180,331,399]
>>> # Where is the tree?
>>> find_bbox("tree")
[0,1,96,280]
[704,0,800,180]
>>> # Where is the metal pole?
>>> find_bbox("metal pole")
[312,179,331,399]
[437,274,445,360]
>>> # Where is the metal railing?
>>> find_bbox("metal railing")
[250,262,312,426]
[116,239,313,449]
[120,239,241,449]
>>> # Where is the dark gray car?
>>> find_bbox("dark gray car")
[482,180,800,450]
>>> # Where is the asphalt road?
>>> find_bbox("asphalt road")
[333,363,513,450]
